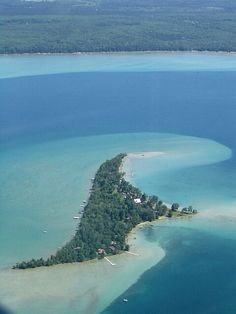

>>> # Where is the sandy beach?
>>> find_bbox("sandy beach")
[127,151,166,158]
[120,151,166,183]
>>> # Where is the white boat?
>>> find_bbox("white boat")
[73,216,80,219]
[123,298,128,302]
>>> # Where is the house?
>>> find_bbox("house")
[109,245,116,252]
[97,248,105,254]
[134,198,141,204]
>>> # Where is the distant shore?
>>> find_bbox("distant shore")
[1,50,236,57]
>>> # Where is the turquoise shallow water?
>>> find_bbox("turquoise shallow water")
[0,53,236,313]
[0,132,234,314]
[1,52,236,79]
[1,132,229,267]
[125,149,236,214]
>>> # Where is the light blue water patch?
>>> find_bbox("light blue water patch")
[0,132,230,268]
[127,148,235,211]
[1,52,236,79]
[125,135,235,211]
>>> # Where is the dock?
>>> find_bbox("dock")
[125,251,139,256]
[104,257,116,266]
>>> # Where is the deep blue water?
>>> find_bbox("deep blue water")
[103,226,236,314]
[1,72,236,153]
[1,70,236,314]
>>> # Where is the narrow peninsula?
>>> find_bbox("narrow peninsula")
[13,153,197,269]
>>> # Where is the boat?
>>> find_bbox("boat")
[123,298,128,302]
[73,216,80,219]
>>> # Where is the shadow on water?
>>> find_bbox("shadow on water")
[0,305,13,314]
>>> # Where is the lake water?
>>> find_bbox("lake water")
[0,53,236,314]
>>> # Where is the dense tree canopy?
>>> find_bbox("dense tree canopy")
[0,0,236,53]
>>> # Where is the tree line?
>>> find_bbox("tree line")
[1,0,236,54]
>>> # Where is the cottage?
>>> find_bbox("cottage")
[97,248,105,254]
[134,198,141,204]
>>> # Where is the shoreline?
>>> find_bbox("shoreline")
[1,50,236,57]
[126,151,166,158]
[1,52,235,80]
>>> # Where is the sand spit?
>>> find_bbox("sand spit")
[120,151,166,182]
[127,151,166,158]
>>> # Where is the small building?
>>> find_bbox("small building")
[109,245,116,252]
[134,198,141,204]
[97,248,105,254]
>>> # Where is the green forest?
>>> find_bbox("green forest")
[13,153,196,269]
[0,0,236,53]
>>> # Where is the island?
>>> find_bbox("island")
[13,153,197,269]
